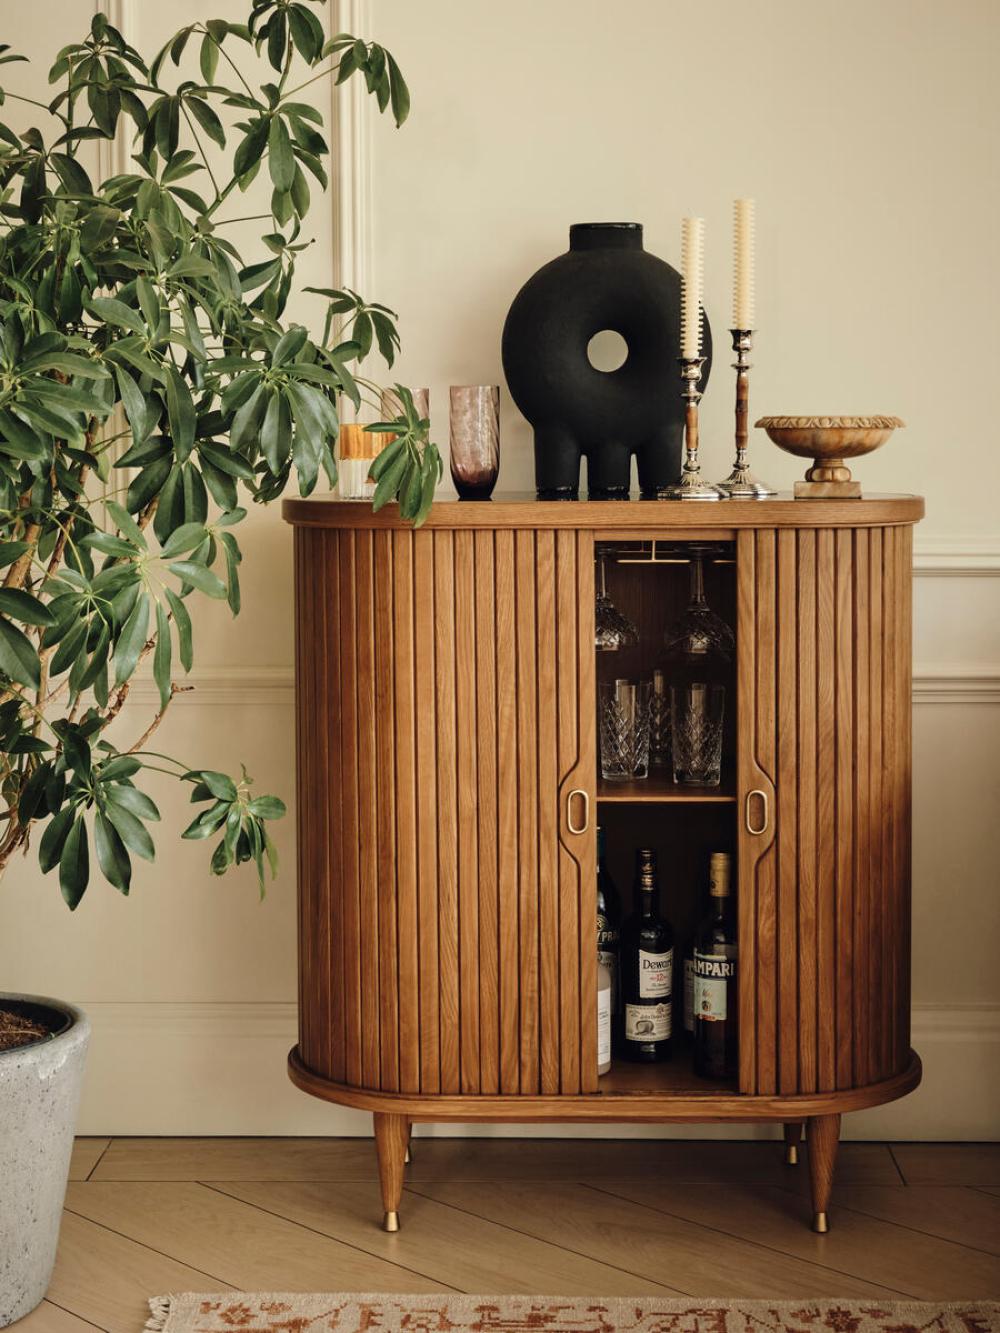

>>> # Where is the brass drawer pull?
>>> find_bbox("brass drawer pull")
[745,788,769,835]
[567,788,590,835]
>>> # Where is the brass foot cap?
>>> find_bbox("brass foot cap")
[404,1146,411,1165]
[785,1144,799,1166]
[382,1210,400,1233]
[813,1210,829,1234]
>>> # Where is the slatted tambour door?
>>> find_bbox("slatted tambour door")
[294,525,597,1098]
[737,525,913,1097]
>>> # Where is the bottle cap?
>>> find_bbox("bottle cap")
[636,847,657,889]
[709,851,731,897]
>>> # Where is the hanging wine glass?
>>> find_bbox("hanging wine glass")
[662,547,734,667]
[595,556,638,651]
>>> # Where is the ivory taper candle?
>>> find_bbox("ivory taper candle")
[733,198,755,329]
[681,216,705,358]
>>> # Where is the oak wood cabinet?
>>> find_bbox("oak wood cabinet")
[283,495,923,1233]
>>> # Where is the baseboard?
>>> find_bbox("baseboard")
[75,1000,1000,1139]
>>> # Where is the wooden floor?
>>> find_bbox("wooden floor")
[22,1138,1000,1333]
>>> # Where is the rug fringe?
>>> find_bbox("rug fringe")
[145,1295,172,1333]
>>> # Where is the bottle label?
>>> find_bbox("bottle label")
[596,914,619,948]
[598,949,619,1014]
[683,956,695,1033]
[639,947,673,999]
[597,988,612,1069]
[694,952,736,1022]
[625,1002,671,1042]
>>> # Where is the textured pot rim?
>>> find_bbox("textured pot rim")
[0,992,89,1060]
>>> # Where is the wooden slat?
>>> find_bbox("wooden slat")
[455,529,481,1094]
[337,532,363,1086]
[834,528,855,1091]
[867,526,885,1082]
[852,528,871,1090]
[495,530,520,1094]
[355,530,380,1088]
[433,530,460,1095]
[413,531,440,1093]
[393,530,420,1093]
[555,530,581,1095]
[574,530,597,1094]
[815,528,836,1093]
[795,529,817,1094]
[515,530,540,1095]
[775,529,798,1095]
[326,531,345,1082]
[293,529,310,1065]
[754,529,778,1096]
[897,523,914,1071]
[881,526,898,1077]
[535,530,560,1096]
[374,531,399,1092]
[474,530,500,1095]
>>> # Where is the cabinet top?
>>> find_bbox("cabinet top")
[282,492,924,532]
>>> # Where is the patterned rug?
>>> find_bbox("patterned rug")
[146,1294,1000,1333]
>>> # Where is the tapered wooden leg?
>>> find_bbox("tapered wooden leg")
[783,1121,803,1166]
[807,1113,841,1233]
[404,1124,412,1166]
[373,1113,409,1232]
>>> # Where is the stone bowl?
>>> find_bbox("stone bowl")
[755,415,905,497]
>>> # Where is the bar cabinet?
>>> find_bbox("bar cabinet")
[282,494,924,1233]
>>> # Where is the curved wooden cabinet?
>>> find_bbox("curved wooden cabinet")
[284,495,923,1233]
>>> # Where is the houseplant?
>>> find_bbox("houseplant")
[0,4,437,1322]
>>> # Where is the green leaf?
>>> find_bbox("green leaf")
[105,784,160,822]
[160,522,208,558]
[220,531,240,615]
[86,296,147,337]
[113,590,150,686]
[267,114,294,192]
[39,804,74,874]
[106,500,148,549]
[164,587,192,671]
[167,560,227,599]
[95,810,131,894]
[199,33,219,84]
[0,588,55,626]
[59,815,89,909]
[186,94,225,149]
[271,326,307,367]
[104,801,155,861]
[247,795,286,819]
[164,364,196,460]
[153,599,171,710]
[387,52,410,126]
[234,116,268,177]
[194,769,237,801]
[0,616,41,688]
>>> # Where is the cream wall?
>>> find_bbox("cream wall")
[0,0,997,1139]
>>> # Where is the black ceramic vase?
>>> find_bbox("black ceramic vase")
[501,222,712,500]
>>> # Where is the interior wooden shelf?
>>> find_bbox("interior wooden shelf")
[598,1049,736,1098]
[596,776,736,804]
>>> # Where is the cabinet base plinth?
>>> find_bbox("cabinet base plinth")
[813,1211,829,1234]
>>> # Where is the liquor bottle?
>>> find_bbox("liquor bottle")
[620,848,673,1062]
[693,851,738,1078]
[597,958,612,1075]
[596,827,621,1017]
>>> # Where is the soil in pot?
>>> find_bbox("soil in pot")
[0,1000,68,1053]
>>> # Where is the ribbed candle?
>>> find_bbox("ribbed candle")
[681,216,705,358]
[733,198,755,329]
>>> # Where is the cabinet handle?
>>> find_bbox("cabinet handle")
[567,788,590,835]
[745,788,769,835]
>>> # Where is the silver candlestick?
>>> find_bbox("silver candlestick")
[716,329,775,497]
[661,356,723,500]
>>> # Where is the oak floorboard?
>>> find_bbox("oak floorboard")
[834,1185,1000,1256]
[409,1181,900,1299]
[89,1137,377,1182]
[211,1180,676,1296]
[14,1300,106,1333]
[63,1182,447,1294]
[47,1211,231,1333]
[596,1180,1000,1300]
[69,1139,110,1181]
[891,1144,1000,1187]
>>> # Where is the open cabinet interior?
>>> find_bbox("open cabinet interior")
[594,539,740,1097]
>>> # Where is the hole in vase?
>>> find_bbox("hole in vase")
[587,329,629,373]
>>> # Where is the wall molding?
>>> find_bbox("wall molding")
[74,999,1000,1139]
[123,662,1000,707]
[913,535,1000,577]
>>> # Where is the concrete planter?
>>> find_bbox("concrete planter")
[0,994,89,1328]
